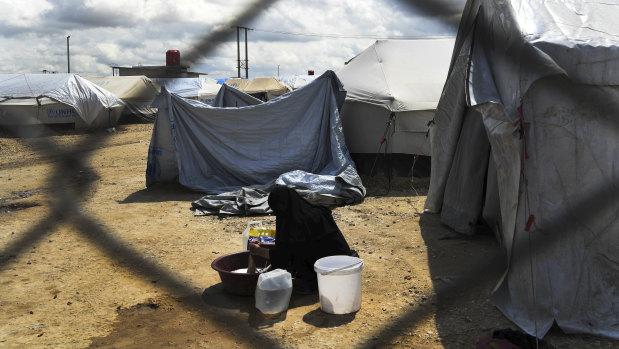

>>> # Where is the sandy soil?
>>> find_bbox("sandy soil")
[0,124,616,348]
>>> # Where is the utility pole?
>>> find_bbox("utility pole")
[236,27,241,78]
[66,35,71,73]
[244,27,249,79]
[235,26,250,78]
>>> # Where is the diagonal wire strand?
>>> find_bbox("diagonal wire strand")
[2,0,618,347]
[183,0,280,65]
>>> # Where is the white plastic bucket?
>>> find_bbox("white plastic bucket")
[314,255,364,314]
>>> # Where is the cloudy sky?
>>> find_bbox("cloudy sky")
[0,0,465,79]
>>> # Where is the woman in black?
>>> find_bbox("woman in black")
[249,185,355,294]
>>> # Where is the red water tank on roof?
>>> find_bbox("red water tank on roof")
[166,50,181,66]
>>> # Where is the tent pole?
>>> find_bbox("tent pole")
[66,35,71,73]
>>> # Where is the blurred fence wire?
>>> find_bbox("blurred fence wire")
[1,0,617,347]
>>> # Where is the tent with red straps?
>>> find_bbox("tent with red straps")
[336,38,455,157]
[425,0,618,340]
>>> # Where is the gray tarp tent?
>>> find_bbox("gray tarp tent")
[0,74,124,129]
[425,0,619,339]
[146,71,365,215]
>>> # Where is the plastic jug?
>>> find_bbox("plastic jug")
[242,221,264,251]
[255,269,293,314]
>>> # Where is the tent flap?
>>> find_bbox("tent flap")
[427,0,619,339]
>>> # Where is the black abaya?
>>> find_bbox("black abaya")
[267,186,354,285]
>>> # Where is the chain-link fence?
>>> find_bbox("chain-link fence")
[1,0,617,347]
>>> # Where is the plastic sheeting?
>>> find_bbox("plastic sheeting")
[146,71,365,215]
[0,73,124,128]
[425,0,619,339]
[211,84,263,108]
[336,39,454,155]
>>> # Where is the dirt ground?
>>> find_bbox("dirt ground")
[0,124,616,348]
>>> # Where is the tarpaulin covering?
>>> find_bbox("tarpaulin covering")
[146,71,365,215]
[336,39,454,155]
[425,0,619,339]
[0,73,124,128]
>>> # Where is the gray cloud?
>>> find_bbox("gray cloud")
[0,0,465,77]
[47,0,137,30]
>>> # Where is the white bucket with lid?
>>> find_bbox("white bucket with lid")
[314,255,364,314]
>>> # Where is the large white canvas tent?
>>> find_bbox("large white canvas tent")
[85,76,159,121]
[224,77,292,101]
[147,71,365,215]
[425,0,619,339]
[336,39,455,156]
[0,74,124,129]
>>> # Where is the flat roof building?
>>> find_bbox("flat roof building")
[112,50,206,78]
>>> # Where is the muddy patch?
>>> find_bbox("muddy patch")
[0,189,42,205]
[87,295,285,348]
[0,201,41,214]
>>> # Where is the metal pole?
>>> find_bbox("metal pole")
[244,27,248,79]
[278,65,279,76]
[66,35,71,73]
[236,27,241,78]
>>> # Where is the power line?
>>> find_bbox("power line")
[249,27,453,40]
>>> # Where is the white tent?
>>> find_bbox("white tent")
[224,77,292,101]
[0,74,124,129]
[151,77,221,105]
[211,84,263,108]
[425,0,619,339]
[276,74,317,90]
[336,39,455,156]
[85,76,159,121]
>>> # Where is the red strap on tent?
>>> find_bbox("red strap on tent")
[516,106,529,160]
[515,105,530,182]
[380,138,386,144]
[525,214,535,232]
